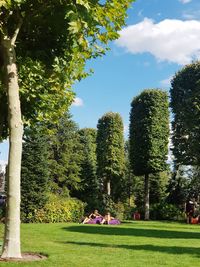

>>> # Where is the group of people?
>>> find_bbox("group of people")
[82,209,120,225]
[185,198,200,224]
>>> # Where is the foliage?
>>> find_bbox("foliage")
[113,202,136,220]
[166,166,189,207]
[0,0,134,138]
[49,113,83,196]
[187,166,200,199]
[149,171,169,204]
[122,140,136,203]
[34,194,85,223]
[96,112,125,202]
[129,89,169,176]
[132,172,169,210]
[21,126,50,223]
[72,128,99,212]
[170,61,200,165]
[166,165,200,206]
[18,57,75,128]
[150,202,183,221]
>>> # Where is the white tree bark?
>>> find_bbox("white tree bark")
[1,38,23,258]
[107,180,111,196]
[144,173,150,220]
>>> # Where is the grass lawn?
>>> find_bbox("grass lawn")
[0,221,200,266]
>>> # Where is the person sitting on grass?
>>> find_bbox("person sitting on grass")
[100,212,115,225]
[82,209,102,224]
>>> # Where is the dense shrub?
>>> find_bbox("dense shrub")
[23,194,85,223]
[150,202,183,220]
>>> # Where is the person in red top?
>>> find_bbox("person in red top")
[133,210,140,220]
[185,199,195,224]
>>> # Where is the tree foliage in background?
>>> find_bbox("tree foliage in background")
[170,62,200,166]
[132,172,169,216]
[150,172,169,205]
[188,166,200,199]
[129,89,169,219]
[166,167,189,208]
[21,127,50,223]
[96,112,125,204]
[49,113,83,196]
[122,140,136,205]
[72,128,99,212]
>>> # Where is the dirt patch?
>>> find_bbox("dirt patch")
[0,252,47,262]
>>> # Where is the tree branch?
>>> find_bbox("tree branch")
[11,16,23,46]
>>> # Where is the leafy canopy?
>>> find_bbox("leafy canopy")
[170,61,200,165]
[129,89,169,176]
[0,0,133,137]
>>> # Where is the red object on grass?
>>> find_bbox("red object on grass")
[133,212,141,220]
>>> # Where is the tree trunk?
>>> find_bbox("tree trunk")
[107,180,111,196]
[144,173,150,220]
[1,38,23,258]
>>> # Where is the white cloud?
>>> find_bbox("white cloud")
[160,75,173,88]
[72,97,84,107]
[179,0,192,4]
[115,18,200,65]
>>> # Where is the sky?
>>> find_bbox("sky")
[1,0,200,163]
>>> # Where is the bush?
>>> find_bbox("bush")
[23,194,85,223]
[150,202,183,220]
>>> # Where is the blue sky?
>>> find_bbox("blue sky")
[71,0,200,132]
[1,0,200,163]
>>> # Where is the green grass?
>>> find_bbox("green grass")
[0,221,200,266]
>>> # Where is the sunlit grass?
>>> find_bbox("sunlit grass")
[0,221,200,266]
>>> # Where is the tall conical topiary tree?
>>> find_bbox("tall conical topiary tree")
[170,61,200,166]
[129,89,169,220]
[96,112,125,204]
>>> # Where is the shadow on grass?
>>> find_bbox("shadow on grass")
[63,225,200,239]
[63,241,200,257]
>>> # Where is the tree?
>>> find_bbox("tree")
[21,127,50,222]
[149,171,169,204]
[0,0,133,258]
[72,128,99,211]
[166,167,189,207]
[122,140,136,205]
[129,89,169,220]
[96,112,125,203]
[170,61,200,166]
[187,166,200,200]
[49,113,83,196]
